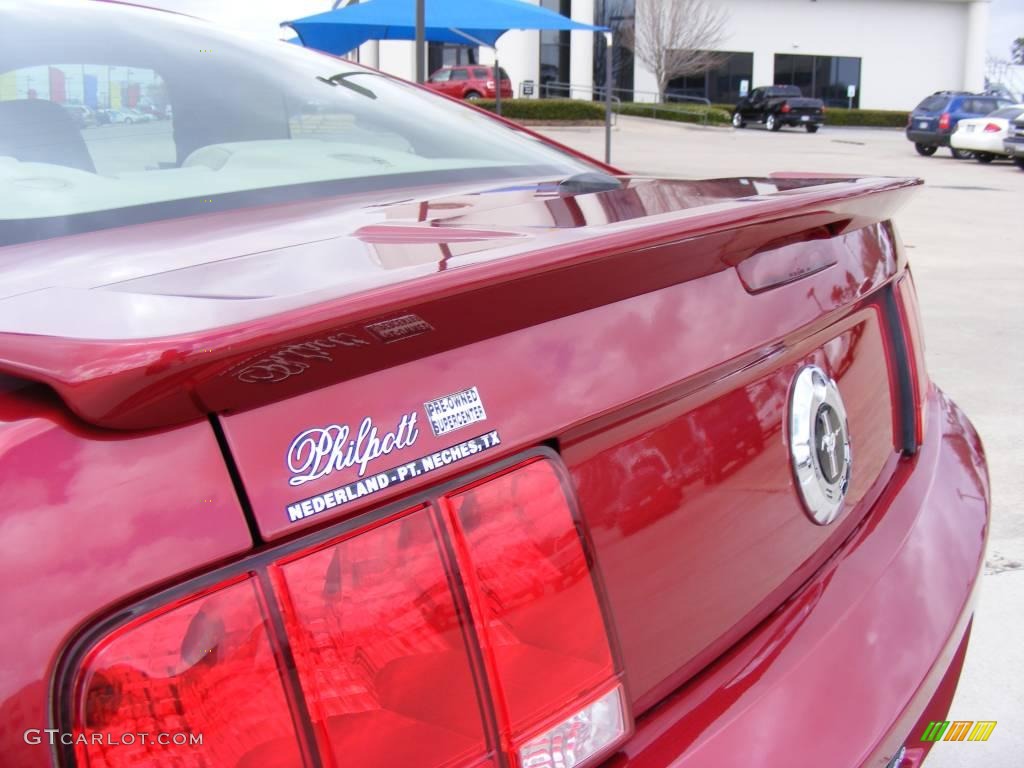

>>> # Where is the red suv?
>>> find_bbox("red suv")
[425,64,513,100]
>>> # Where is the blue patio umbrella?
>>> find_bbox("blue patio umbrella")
[284,0,605,58]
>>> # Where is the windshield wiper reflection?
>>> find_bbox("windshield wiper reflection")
[316,72,378,100]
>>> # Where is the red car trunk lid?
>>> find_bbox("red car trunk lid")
[2,175,919,718]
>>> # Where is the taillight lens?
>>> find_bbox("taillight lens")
[63,455,627,768]
[938,113,951,131]
[271,507,493,768]
[518,685,626,768]
[69,577,305,768]
[983,122,1001,133]
[443,459,627,767]
[781,103,791,113]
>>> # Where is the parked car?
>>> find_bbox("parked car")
[1000,111,1024,170]
[906,90,1015,158]
[136,102,170,120]
[0,4,991,768]
[951,104,1024,163]
[123,108,155,123]
[425,64,512,100]
[60,103,94,128]
[95,108,136,124]
[732,85,826,132]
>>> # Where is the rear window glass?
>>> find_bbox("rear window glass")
[473,68,489,79]
[916,95,949,112]
[991,107,1024,121]
[962,98,997,114]
[1,65,176,176]
[450,69,469,81]
[1,3,595,245]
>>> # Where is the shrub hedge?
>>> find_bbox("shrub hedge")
[473,98,730,125]
[473,98,909,128]
[614,102,733,125]
[473,98,606,121]
[820,108,910,127]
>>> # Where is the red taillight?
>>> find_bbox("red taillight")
[781,103,791,113]
[938,113,951,131]
[443,459,627,766]
[983,122,1001,133]
[69,577,306,768]
[64,455,627,768]
[272,506,494,768]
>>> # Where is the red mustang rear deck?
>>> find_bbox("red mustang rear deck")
[0,172,988,768]
[0,4,989,768]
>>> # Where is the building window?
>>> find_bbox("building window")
[427,43,477,78]
[665,52,753,104]
[774,54,861,108]
[594,0,635,100]
[539,0,572,97]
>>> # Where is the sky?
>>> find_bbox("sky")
[152,0,329,40]
[989,0,1023,63]
[155,0,1022,57]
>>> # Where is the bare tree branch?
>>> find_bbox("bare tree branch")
[620,0,730,100]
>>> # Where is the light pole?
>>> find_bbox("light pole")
[604,31,613,164]
[494,56,502,116]
[415,0,425,83]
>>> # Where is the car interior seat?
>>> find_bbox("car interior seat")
[0,99,96,173]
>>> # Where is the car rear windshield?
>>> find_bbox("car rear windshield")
[916,95,950,112]
[1,2,595,245]
[768,86,802,96]
[991,107,1024,121]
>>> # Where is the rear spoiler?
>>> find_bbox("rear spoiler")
[0,176,920,430]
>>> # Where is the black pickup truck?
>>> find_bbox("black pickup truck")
[733,85,826,132]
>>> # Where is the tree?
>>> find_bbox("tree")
[986,53,1009,87]
[1013,37,1024,65]
[620,0,729,101]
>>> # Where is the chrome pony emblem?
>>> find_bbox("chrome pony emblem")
[789,365,851,525]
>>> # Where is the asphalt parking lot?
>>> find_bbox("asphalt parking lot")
[540,117,1024,767]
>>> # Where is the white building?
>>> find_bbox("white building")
[354,0,992,111]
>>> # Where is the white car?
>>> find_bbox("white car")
[951,104,1024,163]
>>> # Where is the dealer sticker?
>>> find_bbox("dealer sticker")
[285,430,501,523]
[424,387,488,437]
